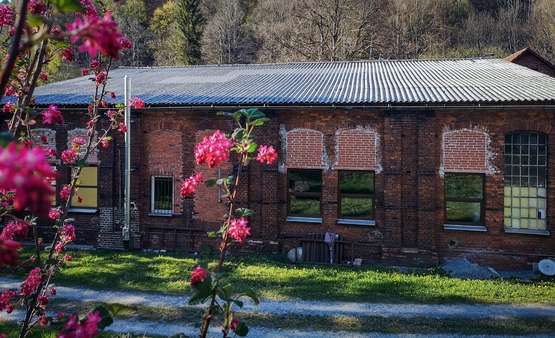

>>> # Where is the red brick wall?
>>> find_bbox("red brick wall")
[334,128,379,170]
[442,129,488,173]
[145,129,183,213]
[193,130,233,226]
[285,129,325,168]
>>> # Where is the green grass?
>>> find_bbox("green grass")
[4,250,555,305]
[44,300,555,336]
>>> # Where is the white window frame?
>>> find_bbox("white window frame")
[151,175,174,215]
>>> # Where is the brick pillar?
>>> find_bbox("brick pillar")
[382,112,403,248]
[400,113,418,248]
[416,112,438,251]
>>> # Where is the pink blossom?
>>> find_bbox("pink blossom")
[4,86,16,97]
[38,315,48,326]
[64,254,72,261]
[39,72,48,81]
[106,110,117,120]
[21,267,42,296]
[62,48,74,62]
[28,0,47,15]
[180,173,202,198]
[230,319,240,331]
[71,137,86,146]
[190,266,209,286]
[82,68,90,76]
[120,37,132,49]
[89,59,100,69]
[0,5,14,27]
[110,91,116,99]
[50,287,56,295]
[58,311,101,338]
[61,149,78,165]
[38,294,49,306]
[227,217,251,243]
[0,143,55,216]
[117,123,127,133]
[0,220,29,240]
[129,97,144,109]
[95,70,107,85]
[60,185,72,201]
[41,105,64,125]
[67,12,127,58]
[99,137,110,148]
[0,290,16,313]
[61,224,76,243]
[0,239,22,267]
[194,130,233,168]
[2,102,14,113]
[48,208,62,220]
[256,145,278,165]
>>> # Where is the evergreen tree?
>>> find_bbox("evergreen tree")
[176,0,205,65]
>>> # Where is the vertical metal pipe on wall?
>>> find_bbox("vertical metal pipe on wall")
[123,76,131,246]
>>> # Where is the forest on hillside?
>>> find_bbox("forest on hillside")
[64,0,555,75]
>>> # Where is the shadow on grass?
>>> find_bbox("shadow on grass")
[3,249,554,305]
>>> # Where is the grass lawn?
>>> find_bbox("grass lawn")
[4,249,555,305]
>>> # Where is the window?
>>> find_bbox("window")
[338,171,374,219]
[71,166,98,209]
[445,174,484,225]
[287,169,322,218]
[50,165,57,206]
[504,132,547,231]
[151,176,173,214]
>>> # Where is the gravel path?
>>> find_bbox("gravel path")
[1,276,554,319]
[1,311,553,338]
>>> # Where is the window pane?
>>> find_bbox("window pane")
[153,177,173,211]
[71,187,97,208]
[446,201,481,224]
[504,132,547,230]
[445,174,483,199]
[339,171,374,194]
[79,167,98,186]
[288,170,321,193]
[289,195,320,216]
[340,197,373,218]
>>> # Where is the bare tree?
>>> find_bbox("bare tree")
[202,0,256,64]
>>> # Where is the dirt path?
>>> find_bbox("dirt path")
[1,276,554,319]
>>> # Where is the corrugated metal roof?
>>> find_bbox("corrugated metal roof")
[31,58,555,106]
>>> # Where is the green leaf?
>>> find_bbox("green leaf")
[0,131,15,147]
[246,142,257,153]
[27,15,44,27]
[234,322,249,337]
[239,289,260,305]
[251,118,270,127]
[91,305,113,329]
[232,299,244,308]
[189,278,213,305]
[207,231,217,238]
[49,0,83,13]
[235,208,254,217]
[205,179,217,187]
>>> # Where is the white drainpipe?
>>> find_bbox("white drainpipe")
[123,75,131,243]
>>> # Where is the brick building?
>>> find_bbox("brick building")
[24,54,555,269]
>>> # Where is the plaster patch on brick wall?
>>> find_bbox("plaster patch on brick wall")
[333,126,382,173]
[67,128,99,163]
[281,127,327,171]
[440,126,497,177]
[31,128,56,152]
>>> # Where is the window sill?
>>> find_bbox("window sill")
[504,228,551,236]
[148,212,175,217]
[68,208,98,214]
[337,219,375,226]
[286,216,322,224]
[443,224,487,232]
